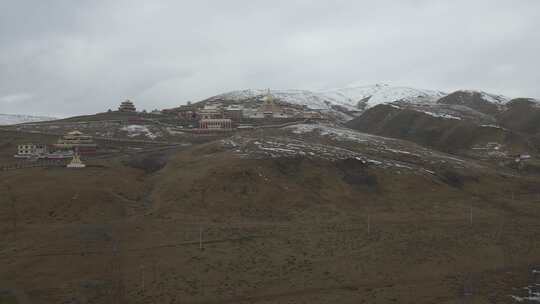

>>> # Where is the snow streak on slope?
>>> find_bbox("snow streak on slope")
[209,84,446,111]
[0,114,56,125]
[221,122,474,173]
[120,125,159,139]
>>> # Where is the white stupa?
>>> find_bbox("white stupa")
[67,150,86,168]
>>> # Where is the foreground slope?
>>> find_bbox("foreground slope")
[1,124,539,303]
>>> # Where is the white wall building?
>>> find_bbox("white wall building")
[17,144,47,157]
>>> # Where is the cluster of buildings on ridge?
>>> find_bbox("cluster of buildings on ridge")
[111,92,323,131]
[13,93,320,160]
[163,91,323,130]
[15,99,142,161]
[470,141,533,170]
[15,130,97,161]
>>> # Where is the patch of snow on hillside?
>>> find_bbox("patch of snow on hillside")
[166,127,185,135]
[479,92,510,104]
[385,148,412,155]
[121,125,158,139]
[459,90,510,104]
[480,124,507,131]
[421,111,462,120]
[286,123,470,166]
[232,135,390,165]
[287,123,386,144]
[510,286,540,303]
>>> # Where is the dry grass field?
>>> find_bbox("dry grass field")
[1,128,539,304]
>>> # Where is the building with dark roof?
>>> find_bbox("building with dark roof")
[119,99,137,112]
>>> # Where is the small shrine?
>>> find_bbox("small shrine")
[67,151,86,168]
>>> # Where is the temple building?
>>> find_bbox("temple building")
[176,104,198,121]
[198,104,223,119]
[224,105,244,121]
[257,90,288,119]
[199,118,232,130]
[304,112,323,119]
[54,131,97,154]
[119,99,137,112]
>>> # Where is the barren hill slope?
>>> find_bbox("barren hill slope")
[346,93,539,159]
[346,104,531,155]
[2,124,539,303]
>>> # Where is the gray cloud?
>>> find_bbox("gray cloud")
[1,0,539,116]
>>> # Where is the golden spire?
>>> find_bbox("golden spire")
[266,88,273,102]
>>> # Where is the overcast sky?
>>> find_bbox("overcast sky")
[1,0,539,117]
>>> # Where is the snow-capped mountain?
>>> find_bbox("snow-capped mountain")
[207,84,447,112]
[213,89,337,110]
[318,84,447,109]
[0,114,56,125]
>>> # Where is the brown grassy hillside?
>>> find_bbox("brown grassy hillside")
[345,105,531,155]
[497,99,540,150]
[1,127,539,303]
[437,91,505,115]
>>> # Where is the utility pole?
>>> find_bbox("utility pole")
[152,259,157,287]
[494,217,504,243]
[367,214,371,236]
[12,192,17,254]
[462,274,473,304]
[141,265,145,294]
[199,226,203,250]
[112,242,116,303]
[112,240,124,304]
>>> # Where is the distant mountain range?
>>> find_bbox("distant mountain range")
[203,84,528,121]
[0,114,56,125]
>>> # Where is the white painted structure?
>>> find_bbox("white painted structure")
[16,144,47,158]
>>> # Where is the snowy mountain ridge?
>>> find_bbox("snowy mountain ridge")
[318,84,447,109]
[208,84,447,111]
[0,114,56,125]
